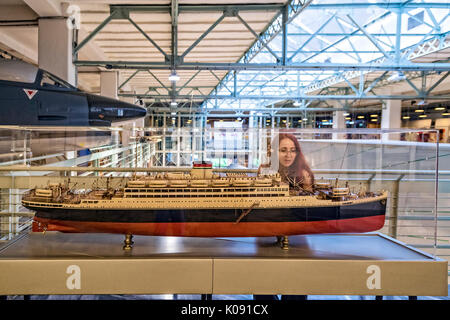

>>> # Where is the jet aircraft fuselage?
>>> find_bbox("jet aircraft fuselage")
[0,60,147,159]
[0,60,146,126]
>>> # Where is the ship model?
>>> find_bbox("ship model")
[22,161,387,249]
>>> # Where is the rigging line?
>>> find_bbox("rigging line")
[381,152,450,169]
[337,141,350,182]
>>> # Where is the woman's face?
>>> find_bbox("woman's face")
[279,138,297,168]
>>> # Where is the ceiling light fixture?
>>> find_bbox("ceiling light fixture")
[170,101,177,107]
[387,71,406,82]
[414,109,424,113]
[169,70,180,82]
[417,100,427,106]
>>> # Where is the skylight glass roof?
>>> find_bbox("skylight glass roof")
[203,0,450,111]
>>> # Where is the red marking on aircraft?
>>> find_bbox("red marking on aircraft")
[23,89,38,100]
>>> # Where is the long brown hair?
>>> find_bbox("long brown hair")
[274,133,314,187]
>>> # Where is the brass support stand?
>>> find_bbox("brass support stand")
[281,236,289,250]
[123,234,134,250]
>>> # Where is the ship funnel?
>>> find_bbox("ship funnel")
[191,161,213,179]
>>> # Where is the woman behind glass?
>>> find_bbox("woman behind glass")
[260,133,314,192]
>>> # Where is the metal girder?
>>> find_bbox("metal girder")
[73,10,118,55]
[301,24,450,94]
[73,1,450,111]
[204,0,312,108]
[118,69,139,90]
[211,3,447,109]
[108,4,285,13]
[346,14,392,61]
[128,16,169,61]
[75,60,450,72]
[180,13,226,61]
[236,13,279,62]
[239,0,313,65]
[302,2,450,9]
[74,3,286,64]
[288,13,336,62]
[120,93,450,101]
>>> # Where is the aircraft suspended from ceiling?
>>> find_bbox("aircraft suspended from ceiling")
[0,59,147,159]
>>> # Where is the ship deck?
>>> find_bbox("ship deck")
[0,232,447,297]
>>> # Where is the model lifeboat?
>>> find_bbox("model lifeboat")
[211,179,230,187]
[253,177,273,187]
[127,180,146,188]
[169,180,189,188]
[190,180,209,188]
[166,172,186,179]
[148,180,168,188]
[232,178,252,187]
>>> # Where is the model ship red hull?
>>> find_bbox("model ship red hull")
[32,215,385,237]
[31,199,387,237]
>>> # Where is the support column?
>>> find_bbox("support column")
[38,18,76,86]
[101,71,118,99]
[381,99,402,140]
[114,106,145,147]
[248,114,255,168]
[101,71,120,146]
[332,102,346,140]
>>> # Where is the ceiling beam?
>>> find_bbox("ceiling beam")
[120,93,450,101]
[74,60,450,72]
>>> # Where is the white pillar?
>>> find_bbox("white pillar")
[100,71,120,146]
[38,18,76,86]
[114,91,145,147]
[381,100,402,140]
[332,101,346,140]
[100,71,118,99]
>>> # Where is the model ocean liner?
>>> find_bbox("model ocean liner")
[23,162,387,242]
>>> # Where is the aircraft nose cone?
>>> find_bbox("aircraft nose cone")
[87,94,147,125]
[126,104,147,119]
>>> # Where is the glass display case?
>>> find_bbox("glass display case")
[0,125,447,298]
[0,126,444,252]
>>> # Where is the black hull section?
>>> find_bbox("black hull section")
[32,200,387,224]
